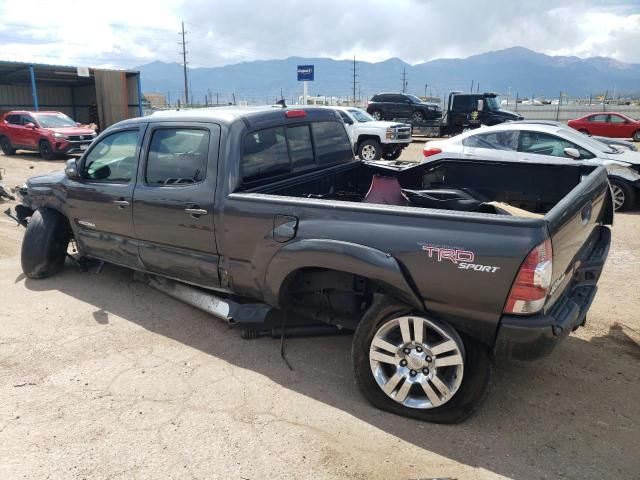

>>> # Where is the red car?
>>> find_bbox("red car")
[567,112,640,141]
[0,111,96,159]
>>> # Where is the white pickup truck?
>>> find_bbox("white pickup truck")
[329,106,412,160]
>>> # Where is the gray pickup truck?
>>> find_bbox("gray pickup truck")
[13,106,613,423]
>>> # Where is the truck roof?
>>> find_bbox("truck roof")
[123,106,340,128]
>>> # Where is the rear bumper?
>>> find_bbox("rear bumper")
[494,225,611,361]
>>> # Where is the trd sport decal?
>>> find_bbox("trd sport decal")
[420,244,500,273]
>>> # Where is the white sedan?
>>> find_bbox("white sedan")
[422,121,640,210]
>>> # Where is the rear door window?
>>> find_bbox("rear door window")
[146,128,210,185]
[242,126,290,182]
[311,121,353,165]
[463,130,519,151]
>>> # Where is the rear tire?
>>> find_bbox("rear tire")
[21,209,71,279]
[609,178,636,211]
[358,140,383,161]
[352,296,492,424]
[39,140,55,160]
[0,136,16,155]
[633,130,640,142]
[411,111,425,122]
[578,129,590,136]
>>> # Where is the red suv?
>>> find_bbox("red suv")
[0,111,96,159]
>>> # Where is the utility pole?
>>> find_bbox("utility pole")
[352,56,358,104]
[179,21,189,106]
[401,68,408,93]
[167,91,171,107]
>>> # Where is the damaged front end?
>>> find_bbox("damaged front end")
[3,183,33,227]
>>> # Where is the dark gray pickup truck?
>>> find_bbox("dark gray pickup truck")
[13,106,613,423]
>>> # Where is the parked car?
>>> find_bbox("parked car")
[11,106,613,423]
[422,122,640,210]
[366,93,442,122]
[593,136,637,152]
[330,106,411,160]
[0,111,96,159]
[567,112,640,141]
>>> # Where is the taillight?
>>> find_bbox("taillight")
[504,238,553,314]
[285,109,306,118]
[423,147,442,157]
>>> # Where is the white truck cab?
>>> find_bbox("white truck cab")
[329,106,412,160]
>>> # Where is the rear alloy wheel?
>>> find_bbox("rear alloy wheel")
[411,111,425,122]
[352,297,492,423]
[609,178,635,211]
[358,140,383,161]
[371,110,382,121]
[39,140,55,160]
[0,136,16,155]
[633,130,640,142]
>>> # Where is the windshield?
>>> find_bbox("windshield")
[485,97,500,111]
[347,109,375,122]
[558,127,618,154]
[35,113,77,128]
[407,94,423,104]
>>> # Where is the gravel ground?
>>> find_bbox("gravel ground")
[0,148,639,480]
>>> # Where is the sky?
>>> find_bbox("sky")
[0,0,639,68]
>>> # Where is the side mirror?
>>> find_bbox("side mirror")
[76,122,82,127]
[564,147,581,159]
[343,117,353,125]
[24,122,36,129]
[65,158,79,180]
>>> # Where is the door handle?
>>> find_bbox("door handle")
[113,199,129,208]
[185,208,208,216]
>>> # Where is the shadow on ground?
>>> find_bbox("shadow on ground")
[23,263,640,479]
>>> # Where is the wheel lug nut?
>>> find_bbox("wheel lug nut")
[416,346,423,353]
[403,348,411,354]
[426,356,432,362]
[409,370,417,376]
[400,359,407,367]
[422,367,429,375]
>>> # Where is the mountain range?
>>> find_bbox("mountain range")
[136,47,640,104]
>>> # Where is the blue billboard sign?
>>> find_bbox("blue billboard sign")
[297,65,314,81]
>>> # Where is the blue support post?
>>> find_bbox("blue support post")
[29,64,39,111]
[136,73,143,117]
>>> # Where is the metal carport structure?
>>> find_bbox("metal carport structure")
[0,61,142,130]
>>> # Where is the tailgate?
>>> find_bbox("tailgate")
[544,167,612,309]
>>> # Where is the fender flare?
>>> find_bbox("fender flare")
[264,239,424,311]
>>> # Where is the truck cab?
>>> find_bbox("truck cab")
[448,92,523,130]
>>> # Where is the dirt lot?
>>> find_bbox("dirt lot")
[1,148,639,480]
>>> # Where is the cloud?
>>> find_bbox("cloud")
[0,0,638,68]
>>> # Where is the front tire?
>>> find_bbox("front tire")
[358,140,383,161]
[352,296,492,423]
[39,140,55,160]
[609,178,636,211]
[21,209,71,279]
[633,130,640,142]
[0,136,16,155]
